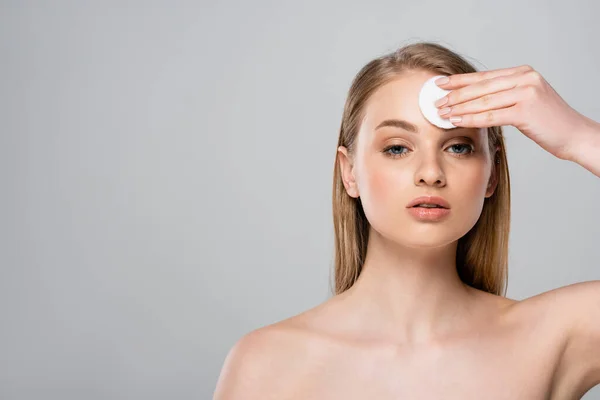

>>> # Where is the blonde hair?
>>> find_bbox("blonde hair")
[330,41,511,297]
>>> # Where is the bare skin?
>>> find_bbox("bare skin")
[215,286,584,400]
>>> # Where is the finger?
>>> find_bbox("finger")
[442,86,527,117]
[448,106,517,129]
[441,72,528,108]
[436,65,532,90]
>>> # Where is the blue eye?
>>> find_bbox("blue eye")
[382,143,475,159]
[448,144,474,155]
[383,145,409,157]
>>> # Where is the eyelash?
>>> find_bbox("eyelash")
[382,143,475,159]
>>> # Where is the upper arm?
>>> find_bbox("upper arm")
[553,280,600,394]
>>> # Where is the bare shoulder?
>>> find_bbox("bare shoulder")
[511,280,600,398]
[212,309,329,400]
[512,280,600,307]
[509,280,600,330]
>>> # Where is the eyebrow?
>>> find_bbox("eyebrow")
[375,119,460,134]
[375,119,420,133]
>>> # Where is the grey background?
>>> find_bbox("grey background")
[2,1,599,399]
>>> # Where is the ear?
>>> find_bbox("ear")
[337,146,360,198]
[485,146,500,198]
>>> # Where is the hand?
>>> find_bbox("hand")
[434,65,592,162]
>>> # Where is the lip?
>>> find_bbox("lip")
[406,195,451,209]
[407,207,451,221]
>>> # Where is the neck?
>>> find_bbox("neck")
[342,227,475,345]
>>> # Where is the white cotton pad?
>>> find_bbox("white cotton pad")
[418,75,457,129]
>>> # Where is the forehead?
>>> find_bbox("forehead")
[362,70,438,130]
[361,70,483,138]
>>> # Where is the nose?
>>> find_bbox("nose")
[414,151,446,187]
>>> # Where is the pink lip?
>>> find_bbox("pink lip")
[406,195,451,209]
[407,207,451,221]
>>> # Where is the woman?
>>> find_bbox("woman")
[214,42,600,399]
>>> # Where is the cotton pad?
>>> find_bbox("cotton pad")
[418,75,456,129]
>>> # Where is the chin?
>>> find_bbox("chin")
[379,219,475,249]
[399,233,460,249]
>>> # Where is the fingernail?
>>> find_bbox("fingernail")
[439,107,451,115]
[449,116,462,123]
[435,76,449,86]
[434,96,448,107]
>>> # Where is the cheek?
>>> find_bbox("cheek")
[456,167,490,201]
[453,167,490,225]
[365,167,406,197]
[357,162,412,222]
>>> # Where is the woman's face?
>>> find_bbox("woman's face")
[338,70,498,248]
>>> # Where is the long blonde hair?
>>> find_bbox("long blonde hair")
[330,41,511,297]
